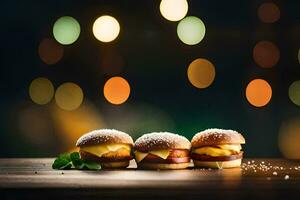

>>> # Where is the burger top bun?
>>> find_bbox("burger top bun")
[76,129,134,147]
[191,128,245,148]
[134,132,191,152]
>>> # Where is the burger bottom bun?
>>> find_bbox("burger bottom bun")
[137,162,190,170]
[193,159,242,169]
[101,161,130,169]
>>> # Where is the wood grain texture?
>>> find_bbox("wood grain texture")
[1,158,300,199]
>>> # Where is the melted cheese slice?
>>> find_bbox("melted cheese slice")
[135,150,170,163]
[81,144,131,157]
[217,144,241,152]
[193,144,241,157]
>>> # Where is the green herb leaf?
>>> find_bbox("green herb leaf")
[70,152,84,169]
[82,161,101,170]
[59,153,71,162]
[52,157,72,169]
[70,152,80,161]
[52,152,101,170]
[52,153,72,169]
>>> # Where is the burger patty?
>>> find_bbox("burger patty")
[140,149,190,164]
[191,152,243,161]
[80,151,133,162]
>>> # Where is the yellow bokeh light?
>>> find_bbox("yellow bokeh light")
[288,80,300,106]
[55,82,84,111]
[38,38,64,65]
[187,58,216,89]
[253,41,280,68]
[93,15,120,42]
[279,118,300,159]
[246,79,272,107]
[29,77,54,105]
[103,76,130,105]
[159,0,188,22]
[258,3,280,23]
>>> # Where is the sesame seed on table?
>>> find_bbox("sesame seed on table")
[1,158,300,199]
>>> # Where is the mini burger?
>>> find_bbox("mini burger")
[134,132,191,170]
[76,129,134,168]
[191,129,245,169]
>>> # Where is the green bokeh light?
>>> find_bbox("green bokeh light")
[177,16,205,45]
[289,80,300,106]
[53,16,80,45]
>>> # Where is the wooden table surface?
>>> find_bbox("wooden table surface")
[1,158,300,199]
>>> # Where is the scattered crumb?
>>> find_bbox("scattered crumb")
[284,175,289,180]
[267,177,271,180]
[34,171,37,174]
[273,171,277,176]
[61,172,64,175]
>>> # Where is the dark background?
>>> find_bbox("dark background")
[1,0,300,157]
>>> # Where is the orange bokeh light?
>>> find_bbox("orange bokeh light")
[246,79,272,107]
[253,41,280,68]
[187,58,216,89]
[38,38,64,65]
[258,3,280,23]
[103,76,130,105]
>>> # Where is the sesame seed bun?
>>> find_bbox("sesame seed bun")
[76,129,134,147]
[191,128,245,148]
[134,132,191,152]
[138,162,190,170]
[193,159,242,169]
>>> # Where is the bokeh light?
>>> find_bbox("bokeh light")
[258,3,280,23]
[55,82,83,111]
[246,79,272,107]
[93,15,120,42]
[279,118,300,159]
[288,80,300,106]
[38,38,64,65]
[159,0,188,22]
[253,41,280,68]
[187,58,215,89]
[177,16,206,45]
[29,77,54,105]
[103,76,130,105]
[53,16,80,45]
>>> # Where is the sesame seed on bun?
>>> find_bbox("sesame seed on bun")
[134,132,191,152]
[191,128,245,148]
[76,129,134,147]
